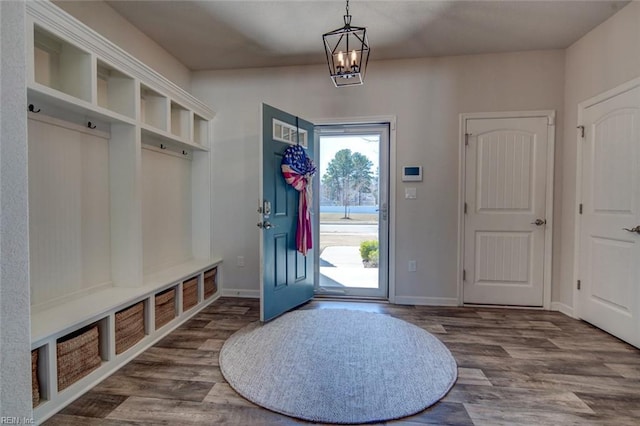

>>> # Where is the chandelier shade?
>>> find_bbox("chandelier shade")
[322,1,370,87]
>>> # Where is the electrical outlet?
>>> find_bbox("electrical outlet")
[408,260,416,272]
[237,256,245,267]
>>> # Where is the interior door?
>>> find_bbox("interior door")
[464,116,550,306]
[578,85,640,348]
[260,104,315,322]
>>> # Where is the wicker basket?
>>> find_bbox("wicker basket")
[57,325,101,391]
[183,277,198,311]
[115,302,145,355]
[203,267,218,299]
[31,349,40,407]
[155,288,176,329]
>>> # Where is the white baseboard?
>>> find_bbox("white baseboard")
[551,301,575,318]
[221,288,260,298]
[393,296,459,306]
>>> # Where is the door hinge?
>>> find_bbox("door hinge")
[579,203,583,214]
[464,133,471,146]
[577,280,581,290]
[463,269,466,281]
[464,202,468,214]
[577,125,585,138]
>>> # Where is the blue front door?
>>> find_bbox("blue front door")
[260,104,315,322]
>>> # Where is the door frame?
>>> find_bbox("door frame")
[457,110,556,309]
[573,76,640,320]
[311,115,397,303]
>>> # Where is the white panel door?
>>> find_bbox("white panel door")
[579,85,640,348]
[464,116,550,306]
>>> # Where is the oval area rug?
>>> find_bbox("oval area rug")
[219,309,457,424]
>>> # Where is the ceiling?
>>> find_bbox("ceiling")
[106,0,629,71]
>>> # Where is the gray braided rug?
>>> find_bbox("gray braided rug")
[219,309,457,424]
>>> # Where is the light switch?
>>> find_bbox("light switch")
[405,187,417,199]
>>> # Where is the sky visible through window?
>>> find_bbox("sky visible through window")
[319,135,379,178]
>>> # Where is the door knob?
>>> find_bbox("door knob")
[622,226,640,234]
[257,221,274,229]
[531,219,546,226]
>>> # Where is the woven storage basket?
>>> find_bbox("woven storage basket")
[57,325,101,391]
[155,288,176,329]
[203,267,218,299]
[115,302,145,354]
[183,277,198,311]
[31,349,40,407]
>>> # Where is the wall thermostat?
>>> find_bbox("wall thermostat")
[402,166,422,181]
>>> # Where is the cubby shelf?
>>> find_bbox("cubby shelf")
[28,85,136,126]
[31,258,222,422]
[31,258,221,345]
[26,2,218,423]
[96,60,136,119]
[33,25,92,103]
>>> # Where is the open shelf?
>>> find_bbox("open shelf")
[170,101,190,140]
[193,114,209,146]
[140,84,168,131]
[96,60,135,119]
[34,25,92,103]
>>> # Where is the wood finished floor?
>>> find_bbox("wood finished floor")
[45,297,640,425]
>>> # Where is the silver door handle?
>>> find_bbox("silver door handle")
[531,219,546,226]
[257,221,275,229]
[622,226,640,234]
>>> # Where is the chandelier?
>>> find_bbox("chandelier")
[322,0,370,87]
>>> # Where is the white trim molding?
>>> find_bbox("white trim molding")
[394,296,459,307]
[551,302,575,318]
[458,110,556,310]
[311,115,397,304]
[222,288,260,298]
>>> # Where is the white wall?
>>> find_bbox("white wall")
[0,0,32,418]
[53,0,192,91]
[557,2,640,311]
[192,50,565,303]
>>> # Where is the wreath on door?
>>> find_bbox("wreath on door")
[281,144,316,256]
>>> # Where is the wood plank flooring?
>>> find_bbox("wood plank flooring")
[45,297,640,425]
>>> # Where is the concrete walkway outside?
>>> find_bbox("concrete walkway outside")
[319,246,378,289]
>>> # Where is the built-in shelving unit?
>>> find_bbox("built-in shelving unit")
[25,2,220,423]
